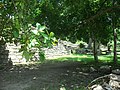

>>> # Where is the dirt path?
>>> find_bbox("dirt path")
[0,61,101,90]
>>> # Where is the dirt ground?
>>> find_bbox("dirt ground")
[0,61,103,90]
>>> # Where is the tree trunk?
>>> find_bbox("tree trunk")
[113,28,117,63]
[93,39,98,62]
[97,42,101,55]
[87,38,92,49]
[112,0,117,64]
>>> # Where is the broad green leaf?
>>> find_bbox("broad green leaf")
[44,39,47,43]
[41,33,49,40]
[39,26,46,31]
[23,51,30,60]
[15,19,20,29]
[13,30,19,38]
[35,8,41,15]
[36,23,41,30]
[49,32,54,37]
[31,30,38,35]
[20,2,24,10]
[39,52,45,62]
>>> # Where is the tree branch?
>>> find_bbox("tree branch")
[95,0,108,14]
[84,5,120,23]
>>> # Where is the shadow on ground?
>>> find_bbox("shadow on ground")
[0,60,119,90]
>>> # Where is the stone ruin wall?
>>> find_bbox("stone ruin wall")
[6,43,26,63]
[0,40,78,64]
[0,45,9,64]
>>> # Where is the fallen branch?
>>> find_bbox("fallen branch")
[86,74,113,89]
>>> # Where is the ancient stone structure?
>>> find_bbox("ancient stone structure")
[43,39,79,58]
[6,43,26,63]
[0,45,9,64]
[0,40,79,64]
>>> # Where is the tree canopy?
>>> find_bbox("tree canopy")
[34,0,119,43]
[0,0,120,62]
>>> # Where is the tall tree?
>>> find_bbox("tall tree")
[112,0,119,63]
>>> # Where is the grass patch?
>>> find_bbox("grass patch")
[48,54,94,62]
[48,54,120,64]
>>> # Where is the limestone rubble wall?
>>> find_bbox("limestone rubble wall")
[0,40,79,64]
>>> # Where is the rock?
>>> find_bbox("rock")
[99,65,111,74]
[112,69,120,75]
[60,87,66,90]
[109,80,120,88]
[33,77,37,80]
[103,82,113,90]
[89,74,120,90]
[91,85,104,90]
[110,74,118,81]
[109,74,120,88]
[100,65,111,70]
[90,67,97,72]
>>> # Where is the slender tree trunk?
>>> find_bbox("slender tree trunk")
[113,27,117,63]
[93,38,98,62]
[87,38,92,49]
[112,0,117,64]
[97,42,101,55]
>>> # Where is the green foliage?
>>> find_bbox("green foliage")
[13,30,19,38]
[76,40,87,48]
[0,0,120,62]
[20,23,55,61]
[35,0,120,44]
[0,0,56,61]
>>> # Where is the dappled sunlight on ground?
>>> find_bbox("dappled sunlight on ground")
[0,60,103,90]
[48,54,120,63]
[47,54,94,62]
